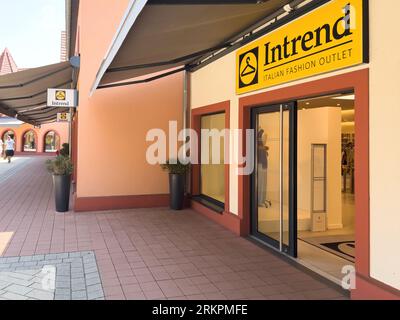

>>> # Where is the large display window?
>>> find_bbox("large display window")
[200,112,226,206]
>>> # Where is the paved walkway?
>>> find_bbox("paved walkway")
[0,157,347,300]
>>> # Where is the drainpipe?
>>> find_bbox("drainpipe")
[69,56,80,159]
[68,70,74,157]
[183,69,191,195]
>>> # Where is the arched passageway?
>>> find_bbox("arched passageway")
[44,131,60,153]
[23,130,37,152]
[2,130,15,142]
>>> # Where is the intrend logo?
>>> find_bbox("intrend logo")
[236,0,367,94]
[263,4,353,67]
[238,47,259,88]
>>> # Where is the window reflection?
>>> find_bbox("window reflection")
[200,113,226,204]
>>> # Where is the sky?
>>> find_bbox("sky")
[0,0,65,68]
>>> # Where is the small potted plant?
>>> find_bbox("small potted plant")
[161,159,190,210]
[46,156,73,212]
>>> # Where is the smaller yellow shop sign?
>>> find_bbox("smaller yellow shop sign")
[57,112,70,122]
[236,0,368,94]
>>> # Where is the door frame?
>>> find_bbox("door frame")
[250,102,297,257]
[237,69,370,295]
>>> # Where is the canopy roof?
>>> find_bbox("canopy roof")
[0,116,23,128]
[92,0,294,91]
[0,62,73,125]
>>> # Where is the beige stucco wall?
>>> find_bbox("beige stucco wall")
[368,0,400,290]
[190,0,400,290]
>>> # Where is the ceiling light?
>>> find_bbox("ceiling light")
[332,94,355,100]
[342,121,355,125]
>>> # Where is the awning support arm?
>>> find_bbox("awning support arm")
[18,106,48,114]
[98,66,187,89]
[0,80,73,102]
[189,0,313,71]
[106,43,230,73]
[19,108,54,116]
[29,112,66,122]
[13,102,47,110]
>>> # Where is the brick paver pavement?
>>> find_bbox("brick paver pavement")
[0,251,104,300]
[0,157,347,300]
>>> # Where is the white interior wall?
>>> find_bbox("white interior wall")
[298,107,342,229]
[369,0,400,290]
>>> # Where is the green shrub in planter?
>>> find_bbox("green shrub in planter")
[46,156,73,212]
[160,159,190,174]
[46,155,73,175]
[161,159,190,210]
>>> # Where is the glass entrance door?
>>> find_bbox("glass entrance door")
[251,103,297,257]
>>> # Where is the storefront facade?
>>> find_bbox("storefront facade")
[189,0,400,299]
[68,0,400,300]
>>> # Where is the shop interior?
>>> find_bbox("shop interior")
[296,92,355,282]
[255,92,355,283]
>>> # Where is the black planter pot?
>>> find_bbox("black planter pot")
[169,173,185,210]
[53,174,71,213]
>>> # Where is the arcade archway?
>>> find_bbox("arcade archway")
[2,130,16,144]
[22,130,37,152]
[44,131,60,153]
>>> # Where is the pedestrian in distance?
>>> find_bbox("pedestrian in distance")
[0,139,4,159]
[5,135,15,163]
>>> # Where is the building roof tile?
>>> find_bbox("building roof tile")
[0,48,19,75]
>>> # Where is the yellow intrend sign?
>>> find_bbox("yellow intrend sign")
[236,0,368,94]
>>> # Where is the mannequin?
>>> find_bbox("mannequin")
[257,128,271,208]
[342,141,355,193]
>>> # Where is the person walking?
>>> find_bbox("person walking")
[0,138,4,160]
[5,135,15,163]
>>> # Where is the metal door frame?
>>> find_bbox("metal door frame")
[250,102,297,258]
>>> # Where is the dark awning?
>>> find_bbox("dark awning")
[91,0,296,91]
[0,62,73,125]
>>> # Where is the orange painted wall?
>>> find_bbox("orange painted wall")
[0,122,68,153]
[75,0,183,198]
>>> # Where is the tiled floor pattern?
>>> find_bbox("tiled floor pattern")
[0,157,348,300]
[0,157,32,184]
[0,251,104,300]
